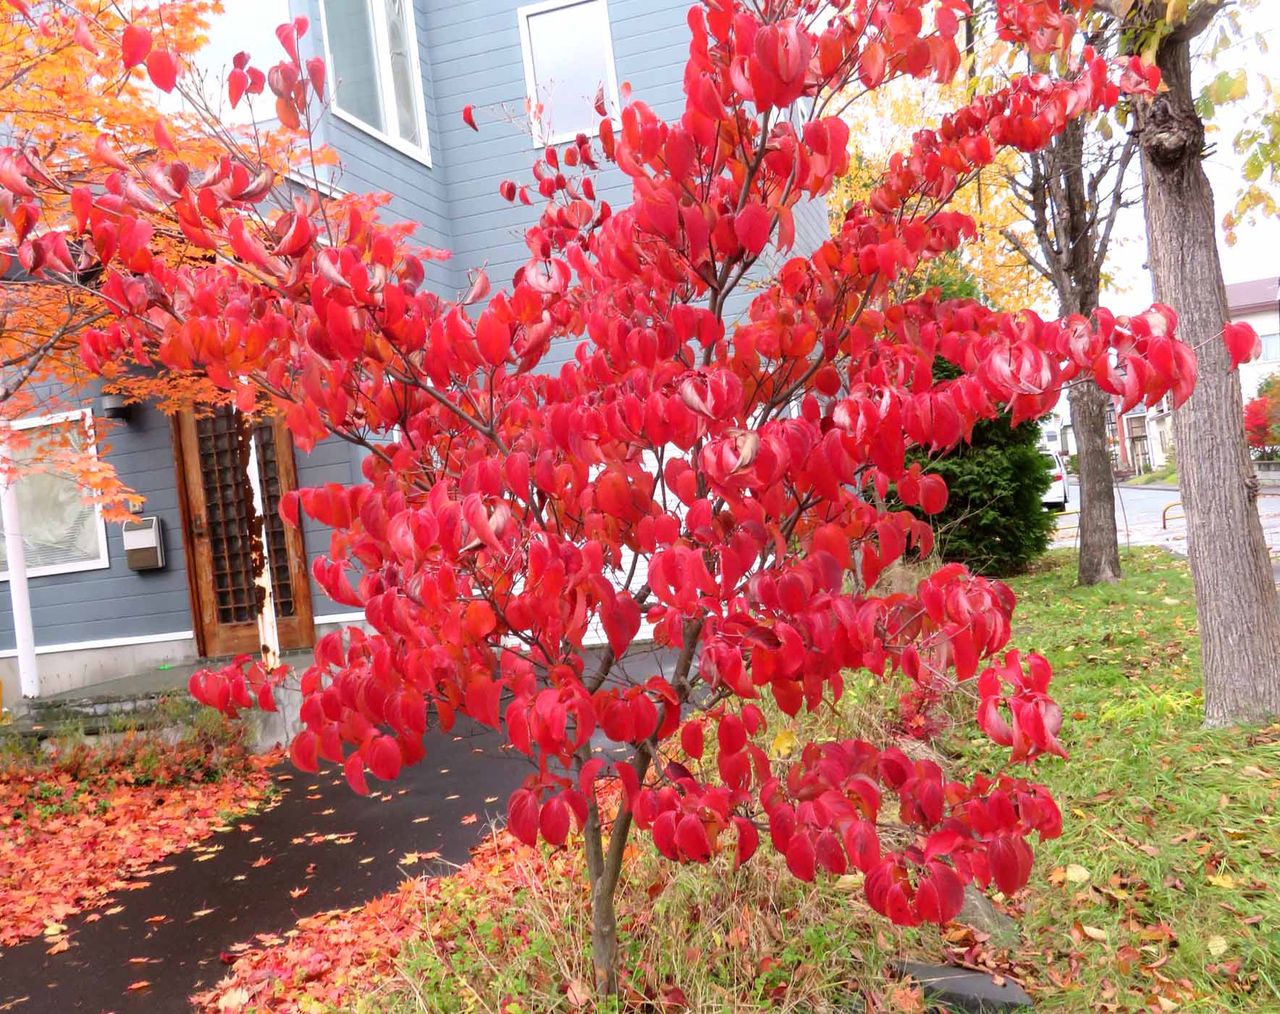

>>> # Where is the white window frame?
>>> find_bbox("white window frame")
[317,0,433,167]
[517,0,623,147]
[0,408,111,582]
[1258,331,1280,362]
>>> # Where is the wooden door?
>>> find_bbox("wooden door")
[175,406,315,658]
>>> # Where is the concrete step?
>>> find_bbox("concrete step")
[3,690,197,743]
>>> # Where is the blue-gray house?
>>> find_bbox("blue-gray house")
[0,0,826,707]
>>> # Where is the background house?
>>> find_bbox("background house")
[1059,279,1278,477]
[1124,277,1279,474]
[0,0,827,707]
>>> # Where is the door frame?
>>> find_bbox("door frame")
[171,411,315,658]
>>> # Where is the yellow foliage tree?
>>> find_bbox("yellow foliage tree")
[0,1,317,518]
[830,66,1054,312]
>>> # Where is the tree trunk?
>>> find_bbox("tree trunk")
[590,868,620,995]
[1046,117,1125,586]
[580,741,647,997]
[1069,379,1122,584]
[1137,32,1280,726]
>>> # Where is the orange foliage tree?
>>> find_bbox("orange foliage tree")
[0,0,308,516]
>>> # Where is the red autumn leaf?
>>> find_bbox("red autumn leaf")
[305,56,326,98]
[507,789,539,846]
[366,736,402,782]
[289,730,319,773]
[228,67,249,108]
[1224,321,1261,369]
[121,24,151,68]
[675,814,712,863]
[732,203,773,256]
[474,309,510,367]
[73,17,98,54]
[679,720,704,761]
[539,795,571,846]
[785,832,816,881]
[919,473,948,515]
[146,49,178,92]
[914,862,964,923]
[344,754,370,796]
[601,593,641,657]
[462,104,478,130]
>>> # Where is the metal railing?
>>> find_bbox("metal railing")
[1164,491,1280,529]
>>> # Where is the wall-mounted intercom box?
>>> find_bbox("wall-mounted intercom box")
[122,516,165,571]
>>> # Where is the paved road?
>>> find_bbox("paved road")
[1055,480,1280,555]
[0,721,529,1013]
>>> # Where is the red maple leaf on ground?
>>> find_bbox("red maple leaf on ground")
[0,731,277,947]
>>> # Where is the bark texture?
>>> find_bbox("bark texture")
[1069,378,1122,583]
[1137,31,1280,726]
[1011,108,1128,585]
[1053,118,1124,586]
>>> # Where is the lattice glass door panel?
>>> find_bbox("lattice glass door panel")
[177,408,315,657]
[196,406,263,625]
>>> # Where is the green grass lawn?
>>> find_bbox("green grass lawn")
[986,548,1280,1011]
[1128,469,1180,486]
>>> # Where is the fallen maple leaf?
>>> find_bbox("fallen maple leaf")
[289,887,308,899]
[460,813,479,826]
[565,979,591,1006]
[127,980,151,991]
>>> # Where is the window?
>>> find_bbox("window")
[319,0,430,161]
[1259,332,1280,362]
[0,410,110,580]
[518,0,621,145]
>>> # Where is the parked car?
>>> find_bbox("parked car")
[1042,451,1069,511]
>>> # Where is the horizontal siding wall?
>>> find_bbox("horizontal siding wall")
[280,0,830,362]
[420,0,691,373]
[291,0,462,295]
[0,399,195,653]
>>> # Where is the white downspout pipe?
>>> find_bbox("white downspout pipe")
[0,428,38,700]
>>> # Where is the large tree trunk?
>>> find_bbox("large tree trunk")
[1069,379,1122,584]
[1137,32,1280,726]
[1050,118,1124,586]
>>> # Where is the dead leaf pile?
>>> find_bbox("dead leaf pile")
[0,733,277,948]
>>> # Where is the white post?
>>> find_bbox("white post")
[0,431,38,700]
[244,423,281,668]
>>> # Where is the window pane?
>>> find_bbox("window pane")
[525,0,616,139]
[383,0,423,145]
[323,0,384,131]
[0,416,103,574]
[1261,332,1280,361]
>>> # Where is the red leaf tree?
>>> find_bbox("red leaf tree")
[1245,374,1280,461]
[1,0,1216,995]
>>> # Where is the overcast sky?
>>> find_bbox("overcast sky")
[1102,7,1280,312]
